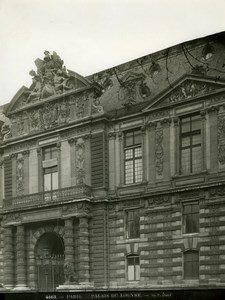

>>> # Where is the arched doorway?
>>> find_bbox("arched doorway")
[35,232,65,291]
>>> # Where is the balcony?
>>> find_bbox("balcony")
[3,185,92,210]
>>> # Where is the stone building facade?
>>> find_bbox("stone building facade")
[0,32,225,291]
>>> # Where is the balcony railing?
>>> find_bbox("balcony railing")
[3,185,92,209]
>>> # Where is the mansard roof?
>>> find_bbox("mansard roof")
[1,31,225,139]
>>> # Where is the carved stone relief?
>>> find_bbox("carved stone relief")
[25,51,75,104]
[148,195,171,207]
[16,154,25,196]
[217,113,225,165]
[168,80,220,104]
[75,139,85,185]
[2,213,21,224]
[118,73,150,106]
[155,126,163,177]
[62,202,91,216]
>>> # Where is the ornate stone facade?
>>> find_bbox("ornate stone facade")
[0,33,225,292]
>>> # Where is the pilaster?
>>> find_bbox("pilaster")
[64,218,74,270]
[78,217,90,283]
[3,226,14,288]
[14,225,28,290]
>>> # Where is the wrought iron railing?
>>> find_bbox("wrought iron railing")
[3,185,92,209]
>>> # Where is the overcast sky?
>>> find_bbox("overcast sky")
[0,0,225,106]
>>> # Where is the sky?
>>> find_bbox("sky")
[0,0,225,106]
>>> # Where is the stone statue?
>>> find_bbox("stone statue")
[26,51,74,103]
[63,260,77,284]
[26,70,42,103]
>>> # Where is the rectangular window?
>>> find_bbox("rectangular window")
[127,255,140,281]
[180,114,201,174]
[124,130,142,184]
[184,251,199,279]
[183,202,199,234]
[126,210,140,239]
[42,145,58,192]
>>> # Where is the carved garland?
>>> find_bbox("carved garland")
[155,127,163,176]
[75,139,85,185]
[16,154,25,196]
[217,113,225,165]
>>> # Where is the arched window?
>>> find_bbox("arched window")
[127,255,140,281]
[183,250,199,279]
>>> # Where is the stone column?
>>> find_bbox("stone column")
[78,217,90,283]
[15,225,28,290]
[64,218,74,282]
[3,226,14,289]
[27,228,36,290]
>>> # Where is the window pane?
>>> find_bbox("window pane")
[183,203,199,234]
[128,265,134,281]
[192,213,199,232]
[134,131,141,145]
[125,161,134,184]
[135,158,142,182]
[181,137,190,148]
[44,173,51,191]
[125,149,133,159]
[127,210,140,239]
[184,214,192,233]
[191,115,201,131]
[127,256,140,281]
[184,251,199,279]
[52,172,58,190]
[181,148,190,173]
[134,147,142,157]
[192,146,201,173]
[181,117,191,133]
[192,134,201,145]
[125,132,133,147]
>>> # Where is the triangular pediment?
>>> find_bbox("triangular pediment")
[143,74,225,111]
[5,71,91,115]
[5,51,93,115]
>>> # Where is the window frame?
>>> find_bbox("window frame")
[182,201,199,234]
[126,255,140,281]
[42,144,59,193]
[183,250,199,280]
[124,129,143,185]
[125,209,140,240]
[179,113,202,175]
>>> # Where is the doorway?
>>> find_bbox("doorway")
[35,232,65,291]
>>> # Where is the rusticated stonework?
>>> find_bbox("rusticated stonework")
[155,127,163,176]
[217,113,225,165]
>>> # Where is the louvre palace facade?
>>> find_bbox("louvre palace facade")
[0,32,225,292]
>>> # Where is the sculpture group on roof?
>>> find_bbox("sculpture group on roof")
[26,51,74,103]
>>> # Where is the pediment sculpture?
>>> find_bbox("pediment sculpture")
[26,51,75,103]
